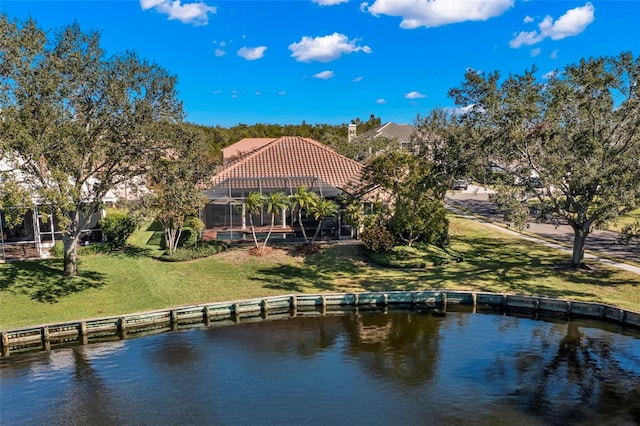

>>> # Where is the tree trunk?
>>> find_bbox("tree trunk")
[571,228,588,268]
[311,218,324,244]
[62,233,78,277]
[248,215,259,248]
[62,210,83,277]
[165,228,179,253]
[298,209,308,243]
[569,219,592,268]
[263,213,275,247]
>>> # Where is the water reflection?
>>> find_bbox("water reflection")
[489,320,640,424]
[340,311,441,387]
[1,310,639,425]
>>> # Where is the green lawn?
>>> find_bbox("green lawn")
[1,216,639,329]
[606,208,640,232]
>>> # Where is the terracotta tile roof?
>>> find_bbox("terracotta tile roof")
[222,138,278,162]
[209,136,363,193]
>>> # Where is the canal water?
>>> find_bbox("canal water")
[2,309,640,425]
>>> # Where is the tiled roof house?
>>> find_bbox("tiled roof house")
[202,136,364,238]
[351,122,421,151]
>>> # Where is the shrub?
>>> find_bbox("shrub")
[50,241,64,257]
[159,240,229,262]
[178,227,198,248]
[100,212,137,249]
[178,216,205,248]
[49,241,111,257]
[360,224,395,252]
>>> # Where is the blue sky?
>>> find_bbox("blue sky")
[2,1,638,127]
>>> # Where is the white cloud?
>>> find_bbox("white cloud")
[352,76,363,82]
[237,46,267,60]
[543,70,558,79]
[523,15,534,24]
[255,91,261,95]
[550,49,559,59]
[213,90,223,94]
[445,105,475,116]
[231,90,239,99]
[214,48,226,57]
[139,0,216,26]
[530,47,541,57]
[364,0,513,29]
[509,3,594,48]
[541,3,595,40]
[278,91,287,96]
[313,0,349,5]
[405,91,426,99]
[289,32,372,63]
[376,98,387,104]
[509,30,543,48]
[313,70,335,80]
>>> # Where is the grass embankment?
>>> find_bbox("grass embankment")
[1,216,639,329]
[606,208,640,232]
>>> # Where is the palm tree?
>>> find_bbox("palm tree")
[244,191,265,249]
[290,186,316,244]
[263,191,289,247]
[308,198,339,243]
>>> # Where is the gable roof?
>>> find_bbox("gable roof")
[209,136,364,194]
[222,138,277,163]
[355,122,417,143]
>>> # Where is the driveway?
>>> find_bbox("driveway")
[446,185,640,266]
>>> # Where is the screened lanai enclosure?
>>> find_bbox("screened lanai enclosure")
[201,176,354,241]
[0,206,103,261]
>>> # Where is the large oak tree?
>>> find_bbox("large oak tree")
[449,53,640,267]
[0,17,183,275]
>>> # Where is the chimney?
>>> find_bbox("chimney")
[348,123,357,143]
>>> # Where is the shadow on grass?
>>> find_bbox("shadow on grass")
[254,244,373,293]
[145,221,165,247]
[254,236,637,303]
[119,245,155,258]
[0,259,107,303]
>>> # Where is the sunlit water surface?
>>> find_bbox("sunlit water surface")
[2,310,640,426]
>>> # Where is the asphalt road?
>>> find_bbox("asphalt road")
[446,185,640,265]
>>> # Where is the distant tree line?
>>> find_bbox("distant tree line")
[183,113,383,163]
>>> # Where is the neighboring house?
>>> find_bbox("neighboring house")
[0,155,145,261]
[202,136,364,240]
[349,122,423,152]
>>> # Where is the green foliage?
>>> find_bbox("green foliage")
[291,186,316,243]
[144,123,217,253]
[50,241,111,257]
[178,227,198,248]
[263,191,290,247]
[4,216,640,330]
[361,150,450,247]
[0,176,31,228]
[0,16,184,276]
[50,241,64,258]
[619,220,640,245]
[307,197,339,243]
[177,216,205,248]
[360,224,395,252]
[245,191,266,248]
[448,52,640,266]
[159,240,229,262]
[389,195,449,247]
[100,212,137,249]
